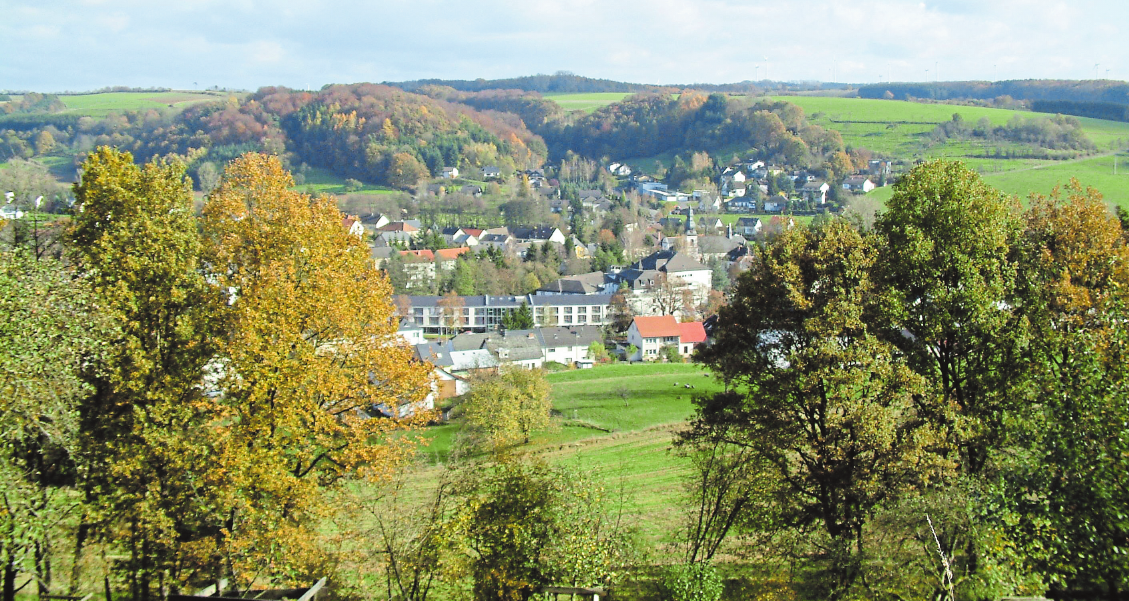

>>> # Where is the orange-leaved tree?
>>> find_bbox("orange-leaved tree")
[201,153,433,587]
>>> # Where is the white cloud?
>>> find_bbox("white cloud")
[2,0,1126,90]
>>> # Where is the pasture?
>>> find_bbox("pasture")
[292,165,398,196]
[543,92,633,113]
[771,95,1129,159]
[58,91,227,116]
[409,362,722,542]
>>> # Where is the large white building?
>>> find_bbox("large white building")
[404,294,615,333]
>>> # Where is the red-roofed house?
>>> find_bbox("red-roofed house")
[342,214,365,240]
[435,247,471,271]
[401,249,435,261]
[627,315,681,361]
[677,321,707,357]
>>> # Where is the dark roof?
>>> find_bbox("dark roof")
[537,325,603,348]
[538,271,608,295]
[629,250,707,274]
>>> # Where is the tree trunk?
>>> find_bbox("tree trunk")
[70,522,89,595]
[4,561,16,601]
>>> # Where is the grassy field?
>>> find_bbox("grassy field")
[408,362,720,542]
[543,92,632,113]
[292,166,398,196]
[771,95,1129,157]
[58,91,227,116]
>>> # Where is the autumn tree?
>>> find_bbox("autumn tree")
[437,291,465,336]
[68,147,219,601]
[1010,180,1129,594]
[201,153,433,586]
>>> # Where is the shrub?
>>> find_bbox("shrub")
[658,563,723,601]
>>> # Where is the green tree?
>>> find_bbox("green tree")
[456,460,632,601]
[0,252,108,601]
[874,160,1025,476]
[68,147,219,600]
[872,160,1031,598]
[691,220,936,600]
[502,302,535,330]
[461,367,551,447]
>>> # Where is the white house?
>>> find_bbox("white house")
[627,316,682,361]
[441,166,459,179]
[843,176,877,193]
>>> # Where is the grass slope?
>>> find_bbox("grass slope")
[543,92,633,113]
[58,91,227,116]
[411,362,720,543]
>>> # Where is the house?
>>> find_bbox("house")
[698,196,723,213]
[800,181,830,204]
[843,176,876,193]
[453,330,545,369]
[396,319,426,346]
[868,160,891,177]
[721,168,747,184]
[406,294,614,333]
[677,321,707,357]
[399,250,436,285]
[481,165,502,179]
[735,217,763,237]
[537,325,603,365]
[627,315,682,361]
[434,247,471,271]
[361,213,391,232]
[342,215,366,240]
[697,235,743,263]
[726,197,757,213]
[460,184,484,197]
[440,166,459,179]
[510,226,566,245]
[377,221,421,245]
[764,196,788,212]
[536,271,613,295]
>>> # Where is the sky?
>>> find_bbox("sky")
[2,0,1127,92]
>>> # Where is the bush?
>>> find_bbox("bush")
[344,177,363,192]
[661,345,683,363]
[542,360,569,372]
[658,563,723,601]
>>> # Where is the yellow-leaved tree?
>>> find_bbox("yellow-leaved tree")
[201,153,433,586]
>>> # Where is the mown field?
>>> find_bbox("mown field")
[410,362,722,542]
[57,91,227,116]
[543,92,632,113]
[291,165,398,196]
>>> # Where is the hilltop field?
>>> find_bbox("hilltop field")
[542,92,1129,208]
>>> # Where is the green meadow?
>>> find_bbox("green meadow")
[411,362,722,542]
[292,165,398,196]
[543,92,632,113]
[58,91,227,116]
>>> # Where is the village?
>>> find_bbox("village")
[344,156,892,404]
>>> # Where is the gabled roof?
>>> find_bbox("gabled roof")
[435,247,471,261]
[538,271,608,295]
[632,315,681,338]
[678,321,707,344]
[401,249,434,261]
[536,325,603,349]
[382,221,419,232]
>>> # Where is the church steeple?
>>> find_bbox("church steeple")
[685,206,696,234]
